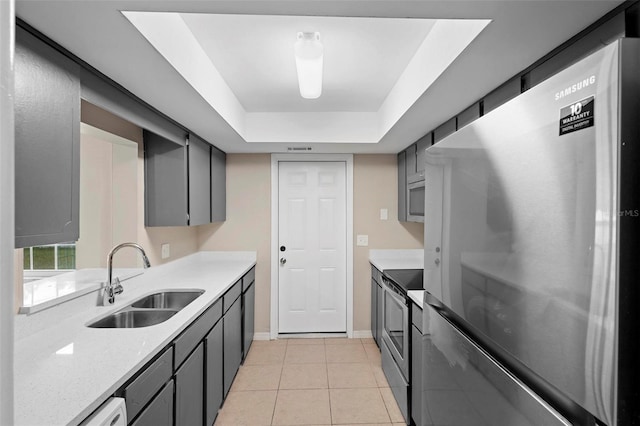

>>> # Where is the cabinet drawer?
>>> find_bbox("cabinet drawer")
[120,347,173,421]
[224,280,242,312]
[130,380,174,426]
[174,299,222,368]
[411,302,423,333]
[242,267,255,292]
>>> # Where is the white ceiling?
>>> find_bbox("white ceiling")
[181,14,436,113]
[15,1,624,153]
[123,12,487,144]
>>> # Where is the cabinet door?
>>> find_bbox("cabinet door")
[416,133,431,173]
[188,135,211,226]
[411,324,422,426]
[371,277,377,345]
[405,144,417,176]
[211,146,226,223]
[243,280,255,360]
[376,282,383,347]
[175,342,204,426]
[144,130,188,227]
[206,319,223,426]
[223,297,242,397]
[397,151,407,222]
[15,27,80,248]
[130,380,174,426]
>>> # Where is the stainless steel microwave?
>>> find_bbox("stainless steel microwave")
[407,171,425,222]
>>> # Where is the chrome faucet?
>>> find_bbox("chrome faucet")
[102,242,151,305]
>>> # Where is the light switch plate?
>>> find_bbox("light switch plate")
[161,243,170,259]
[356,235,369,246]
[380,208,388,220]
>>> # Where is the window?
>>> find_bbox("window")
[23,243,76,271]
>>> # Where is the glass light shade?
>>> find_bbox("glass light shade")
[294,32,323,99]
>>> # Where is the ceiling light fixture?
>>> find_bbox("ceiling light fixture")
[294,32,323,99]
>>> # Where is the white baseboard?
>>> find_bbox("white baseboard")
[256,331,373,340]
[353,330,374,339]
[253,332,272,341]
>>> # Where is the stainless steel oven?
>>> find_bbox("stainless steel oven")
[381,274,410,423]
[381,275,409,379]
[407,171,425,222]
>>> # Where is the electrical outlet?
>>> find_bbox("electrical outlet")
[356,235,369,246]
[380,208,388,220]
[161,243,170,259]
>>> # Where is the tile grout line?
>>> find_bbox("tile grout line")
[324,339,335,425]
[270,339,289,425]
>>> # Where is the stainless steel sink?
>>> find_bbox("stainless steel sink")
[88,309,177,328]
[130,290,204,310]
[87,289,205,328]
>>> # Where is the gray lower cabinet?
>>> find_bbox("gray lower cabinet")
[243,279,255,360]
[130,380,174,426]
[371,277,378,345]
[411,303,423,426]
[224,295,243,397]
[175,343,204,426]
[14,27,80,248]
[117,347,173,422]
[371,266,383,347]
[205,319,224,426]
[109,268,254,426]
[376,282,383,348]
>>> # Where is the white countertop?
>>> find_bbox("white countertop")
[369,249,424,271]
[14,251,256,426]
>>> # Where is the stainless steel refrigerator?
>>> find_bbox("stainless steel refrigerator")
[422,39,640,426]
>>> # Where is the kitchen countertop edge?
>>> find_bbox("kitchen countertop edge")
[369,249,424,271]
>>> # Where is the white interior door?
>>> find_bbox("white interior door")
[278,161,347,333]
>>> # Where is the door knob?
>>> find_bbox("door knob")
[435,258,440,266]
[280,257,287,265]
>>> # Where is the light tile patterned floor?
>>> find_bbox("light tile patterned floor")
[214,337,406,426]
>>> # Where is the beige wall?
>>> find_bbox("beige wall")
[198,154,271,333]
[77,128,139,269]
[197,153,424,335]
[353,155,424,331]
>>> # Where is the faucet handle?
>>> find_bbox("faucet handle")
[113,277,124,295]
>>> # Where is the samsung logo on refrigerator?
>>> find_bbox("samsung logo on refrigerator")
[555,75,596,100]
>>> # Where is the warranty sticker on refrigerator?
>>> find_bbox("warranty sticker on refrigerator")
[559,96,594,135]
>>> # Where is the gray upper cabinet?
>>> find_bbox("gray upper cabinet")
[144,130,226,227]
[144,130,188,227]
[187,135,211,227]
[416,133,431,173]
[397,151,407,222]
[15,27,80,248]
[211,146,226,222]
[405,143,417,177]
